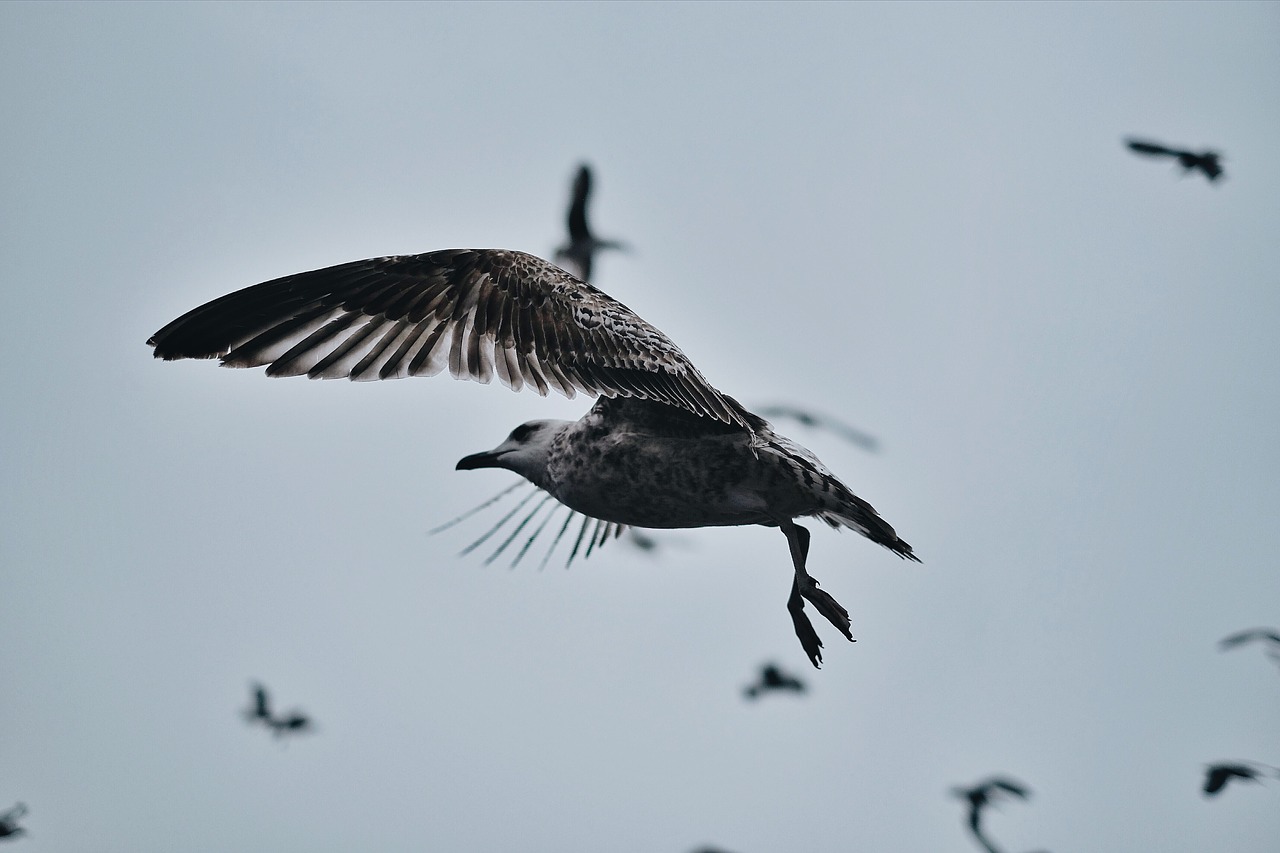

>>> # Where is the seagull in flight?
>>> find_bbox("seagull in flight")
[148,249,918,666]
[1202,762,1278,797]
[242,682,314,738]
[1218,627,1280,670]
[554,164,627,282]
[951,777,1033,853]
[1125,138,1224,182]
[742,662,807,699]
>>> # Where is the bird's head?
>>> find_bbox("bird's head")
[455,420,569,486]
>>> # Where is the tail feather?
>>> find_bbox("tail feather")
[816,487,919,562]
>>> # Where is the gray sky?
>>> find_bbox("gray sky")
[3,2,1279,851]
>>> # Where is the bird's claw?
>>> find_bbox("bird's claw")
[801,579,854,643]
[787,581,825,668]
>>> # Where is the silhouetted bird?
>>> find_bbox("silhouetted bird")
[149,249,919,668]
[554,163,627,282]
[1218,627,1280,650]
[0,803,27,840]
[952,777,1033,853]
[1203,762,1275,797]
[1218,627,1280,670]
[743,662,807,699]
[243,683,313,738]
[1125,138,1224,182]
[756,405,878,452]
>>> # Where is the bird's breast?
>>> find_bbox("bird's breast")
[545,424,806,529]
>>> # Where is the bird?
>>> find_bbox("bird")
[1218,627,1280,671]
[242,683,313,738]
[1124,138,1224,182]
[951,777,1032,853]
[1202,762,1276,797]
[148,248,919,667]
[755,404,878,452]
[742,662,807,699]
[1218,627,1280,650]
[554,163,628,282]
[0,803,27,840]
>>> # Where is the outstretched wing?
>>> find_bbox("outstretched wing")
[1219,628,1280,649]
[1125,139,1179,158]
[148,248,750,429]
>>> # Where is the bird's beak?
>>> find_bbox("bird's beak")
[455,449,507,471]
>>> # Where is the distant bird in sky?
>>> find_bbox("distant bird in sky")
[554,163,628,282]
[1202,762,1276,797]
[755,405,878,452]
[149,249,918,667]
[743,662,807,699]
[1218,627,1280,650]
[0,803,27,841]
[242,683,313,739]
[1124,138,1224,182]
[952,777,1033,853]
[1218,627,1280,670]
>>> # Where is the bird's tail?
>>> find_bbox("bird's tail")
[814,484,919,562]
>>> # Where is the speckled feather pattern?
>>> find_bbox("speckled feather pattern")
[148,249,749,430]
[544,398,916,560]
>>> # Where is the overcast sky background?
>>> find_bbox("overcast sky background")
[3,3,1279,852]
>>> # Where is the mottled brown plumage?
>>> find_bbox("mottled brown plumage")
[150,249,747,430]
[150,249,917,666]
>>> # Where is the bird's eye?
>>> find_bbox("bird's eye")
[510,424,535,442]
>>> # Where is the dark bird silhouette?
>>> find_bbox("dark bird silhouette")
[1218,627,1280,650]
[756,405,878,452]
[1125,138,1224,182]
[243,683,313,738]
[952,777,1033,853]
[743,662,807,699]
[0,803,27,841]
[554,163,627,282]
[1218,627,1280,670]
[1203,762,1279,797]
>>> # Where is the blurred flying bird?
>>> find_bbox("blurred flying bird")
[756,404,878,452]
[1218,627,1280,650]
[149,249,918,667]
[1203,758,1274,794]
[1125,138,1224,182]
[1218,627,1280,670]
[242,683,313,738]
[0,803,26,840]
[743,662,807,699]
[952,777,1033,853]
[554,163,628,282]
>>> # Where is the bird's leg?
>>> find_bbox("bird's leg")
[781,520,854,664]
